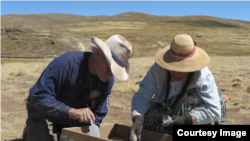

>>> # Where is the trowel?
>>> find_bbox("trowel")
[89,119,100,138]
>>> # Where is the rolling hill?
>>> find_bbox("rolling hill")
[1,12,250,58]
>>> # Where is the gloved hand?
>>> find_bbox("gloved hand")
[164,115,193,133]
[129,115,143,141]
[171,115,193,125]
[68,107,95,123]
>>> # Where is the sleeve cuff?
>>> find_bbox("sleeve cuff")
[131,110,143,119]
[132,114,143,120]
[59,105,71,118]
[189,114,194,125]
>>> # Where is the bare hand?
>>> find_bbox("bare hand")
[68,107,95,123]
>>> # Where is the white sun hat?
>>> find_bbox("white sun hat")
[91,34,132,80]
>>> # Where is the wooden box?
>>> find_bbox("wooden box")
[60,124,173,141]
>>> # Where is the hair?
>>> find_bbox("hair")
[164,70,194,109]
[88,42,103,59]
[89,42,98,54]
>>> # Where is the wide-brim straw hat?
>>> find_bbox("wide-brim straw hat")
[155,34,210,72]
[91,34,132,80]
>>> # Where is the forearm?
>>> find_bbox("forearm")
[189,104,220,125]
[29,60,71,118]
[30,95,71,119]
[92,94,111,125]
[192,70,221,124]
[131,89,154,118]
[190,90,221,124]
[132,62,159,118]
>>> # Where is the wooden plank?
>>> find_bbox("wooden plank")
[61,127,108,141]
[61,124,173,141]
[113,124,172,141]
[141,130,173,141]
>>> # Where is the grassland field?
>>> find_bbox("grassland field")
[2,20,250,58]
[1,55,250,140]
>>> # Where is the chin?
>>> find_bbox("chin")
[100,78,111,82]
[173,77,182,81]
[100,78,108,82]
[98,74,111,82]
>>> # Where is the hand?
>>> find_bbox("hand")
[129,115,143,141]
[171,115,193,125]
[68,107,95,123]
[164,115,193,133]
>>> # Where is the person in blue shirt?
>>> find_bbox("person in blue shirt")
[23,34,132,141]
[129,34,226,141]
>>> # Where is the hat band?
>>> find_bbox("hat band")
[111,50,127,67]
[170,41,197,57]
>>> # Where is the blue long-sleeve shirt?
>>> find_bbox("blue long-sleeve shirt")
[27,51,114,126]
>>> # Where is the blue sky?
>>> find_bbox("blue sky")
[1,1,250,21]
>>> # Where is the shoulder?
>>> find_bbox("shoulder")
[148,62,165,73]
[193,67,212,79]
[54,51,91,66]
[189,67,215,88]
[108,76,115,86]
[140,62,167,86]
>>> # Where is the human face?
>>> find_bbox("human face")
[93,53,113,82]
[169,71,189,81]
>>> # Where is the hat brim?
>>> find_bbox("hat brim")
[155,45,210,72]
[110,58,130,80]
[91,37,130,80]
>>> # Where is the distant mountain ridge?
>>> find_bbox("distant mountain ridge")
[1,12,250,58]
[2,12,250,28]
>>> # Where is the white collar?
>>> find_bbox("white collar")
[170,77,187,87]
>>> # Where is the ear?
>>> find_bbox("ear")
[94,49,103,60]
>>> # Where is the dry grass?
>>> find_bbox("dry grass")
[112,57,155,94]
[232,82,242,88]
[246,86,250,93]
[109,98,130,110]
[1,55,250,139]
[120,80,139,94]
[1,59,51,80]
[1,60,53,138]
[2,14,250,58]
[1,112,26,139]
[232,78,243,83]
[208,56,250,125]
[67,22,149,32]
[225,118,243,125]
